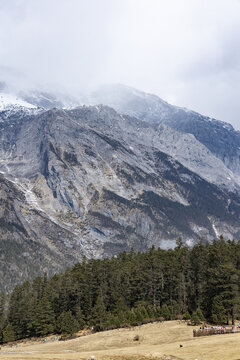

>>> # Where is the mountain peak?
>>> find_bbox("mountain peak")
[1,85,240,291]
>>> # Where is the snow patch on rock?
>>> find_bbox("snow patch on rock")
[0,92,37,110]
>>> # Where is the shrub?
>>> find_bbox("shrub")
[133,335,140,341]
[183,311,191,321]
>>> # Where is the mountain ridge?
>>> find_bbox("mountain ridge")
[0,84,240,292]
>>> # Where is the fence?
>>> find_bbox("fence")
[193,327,240,337]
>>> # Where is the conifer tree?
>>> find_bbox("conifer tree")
[161,304,171,320]
[8,281,32,339]
[190,311,201,325]
[211,295,226,323]
[189,240,207,312]
[56,311,79,335]
[74,305,85,330]
[32,295,55,336]
[91,292,107,331]
[127,308,137,325]
[196,308,205,322]
[0,292,6,340]
[3,323,15,343]
[3,238,240,340]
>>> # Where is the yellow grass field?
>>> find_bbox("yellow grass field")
[1,320,240,360]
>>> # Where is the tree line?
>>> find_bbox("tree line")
[1,236,240,343]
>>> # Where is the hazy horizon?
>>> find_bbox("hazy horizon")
[0,0,240,129]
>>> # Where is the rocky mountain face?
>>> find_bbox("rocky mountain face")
[88,84,240,177]
[1,85,240,292]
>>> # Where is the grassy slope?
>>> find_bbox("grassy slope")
[1,320,240,360]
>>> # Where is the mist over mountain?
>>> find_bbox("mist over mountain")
[0,83,240,292]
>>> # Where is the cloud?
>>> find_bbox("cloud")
[0,0,240,128]
[0,0,124,90]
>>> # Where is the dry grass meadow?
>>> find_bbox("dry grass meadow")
[1,320,240,360]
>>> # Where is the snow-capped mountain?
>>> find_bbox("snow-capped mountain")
[14,84,240,185]
[0,92,37,110]
[1,83,240,292]
[0,92,42,122]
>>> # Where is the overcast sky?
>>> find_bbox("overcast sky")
[0,0,240,129]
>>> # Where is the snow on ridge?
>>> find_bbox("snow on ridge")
[0,92,37,111]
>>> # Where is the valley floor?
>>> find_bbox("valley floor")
[1,320,240,360]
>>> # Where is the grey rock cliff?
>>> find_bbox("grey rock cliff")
[88,84,240,177]
[1,86,240,292]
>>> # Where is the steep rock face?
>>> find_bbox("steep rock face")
[14,84,240,178]
[1,104,240,291]
[0,174,82,292]
[89,84,240,177]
